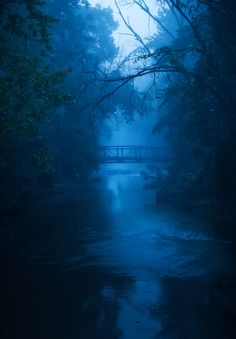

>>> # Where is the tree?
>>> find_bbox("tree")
[0,0,72,210]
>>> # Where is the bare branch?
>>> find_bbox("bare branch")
[132,0,176,40]
[114,0,151,53]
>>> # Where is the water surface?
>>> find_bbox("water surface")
[0,164,235,338]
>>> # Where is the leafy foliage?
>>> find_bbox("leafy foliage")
[0,0,124,211]
[148,0,236,236]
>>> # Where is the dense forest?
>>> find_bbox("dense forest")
[1,0,235,240]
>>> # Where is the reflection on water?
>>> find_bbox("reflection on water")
[0,164,235,339]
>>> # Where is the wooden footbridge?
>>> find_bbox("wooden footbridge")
[99,146,169,163]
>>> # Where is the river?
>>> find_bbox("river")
[0,164,235,339]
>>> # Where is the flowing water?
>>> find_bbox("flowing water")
[0,164,235,339]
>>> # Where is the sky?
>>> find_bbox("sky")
[89,0,157,53]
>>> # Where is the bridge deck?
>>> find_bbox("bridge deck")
[99,146,168,163]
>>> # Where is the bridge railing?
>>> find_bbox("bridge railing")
[99,146,169,163]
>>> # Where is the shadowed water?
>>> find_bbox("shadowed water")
[0,164,235,339]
